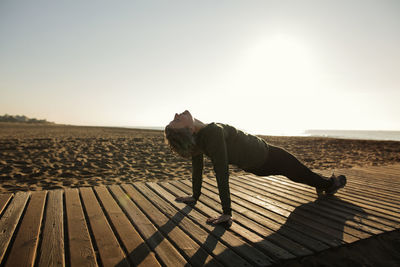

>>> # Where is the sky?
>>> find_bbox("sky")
[1,0,399,135]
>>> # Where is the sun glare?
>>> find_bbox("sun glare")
[217,34,327,134]
[237,34,321,96]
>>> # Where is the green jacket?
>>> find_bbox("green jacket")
[192,123,269,215]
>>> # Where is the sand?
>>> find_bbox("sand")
[1,122,400,266]
[1,122,399,192]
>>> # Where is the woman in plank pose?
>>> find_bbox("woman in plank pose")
[165,110,346,225]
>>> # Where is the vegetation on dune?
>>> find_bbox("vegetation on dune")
[0,114,54,124]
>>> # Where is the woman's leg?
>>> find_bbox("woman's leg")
[262,145,332,189]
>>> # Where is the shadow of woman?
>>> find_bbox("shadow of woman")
[116,195,378,267]
[205,196,370,266]
[115,203,231,267]
[115,205,195,267]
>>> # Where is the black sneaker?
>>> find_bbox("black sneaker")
[315,174,347,197]
[325,174,347,195]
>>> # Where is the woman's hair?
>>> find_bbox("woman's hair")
[164,125,196,158]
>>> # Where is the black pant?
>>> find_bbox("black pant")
[257,145,332,189]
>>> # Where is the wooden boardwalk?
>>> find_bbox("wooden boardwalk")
[0,164,399,266]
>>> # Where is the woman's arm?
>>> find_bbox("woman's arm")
[175,153,203,204]
[192,153,204,200]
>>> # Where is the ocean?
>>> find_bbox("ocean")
[304,130,400,142]
[129,126,400,142]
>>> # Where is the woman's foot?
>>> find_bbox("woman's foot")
[316,174,347,197]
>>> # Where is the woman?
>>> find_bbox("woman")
[165,110,346,225]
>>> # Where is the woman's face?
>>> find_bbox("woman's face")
[169,110,194,130]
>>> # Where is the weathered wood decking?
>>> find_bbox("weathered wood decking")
[0,164,399,266]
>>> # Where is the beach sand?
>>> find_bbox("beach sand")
[1,122,399,192]
[1,122,400,266]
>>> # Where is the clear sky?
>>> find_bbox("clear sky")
[1,0,399,135]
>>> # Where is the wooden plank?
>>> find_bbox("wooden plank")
[331,169,400,193]
[260,176,399,222]
[376,164,400,171]
[79,187,128,267]
[227,177,386,236]
[5,191,46,267]
[338,167,400,185]
[0,191,30,264]
[313,170,400,207]
[336,183,400,206]
[132,183,227,266]
[234,175,395,233]
[275,172,400,209]
[263,175,400,224]
[373,164,400,174]
[211,176,360,245]
[296,171,400,205]
[158,181,300,262]
[108,185,188,267]
[170,181,318,257]
[272,173,400,214]
[144,182,267,266]
[0,193,13,215]
[94,186,160,267]
[122,183,219,267]
[319,169,400,200]
[350,166,400,182]
[260,174,400,229]
[192,179,342,251]
[349,167,400,180]
[38,189,64,267]
[242,173,398,230]
[228,179,343,241]
[65,188,97,267]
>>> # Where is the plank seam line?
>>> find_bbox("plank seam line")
[0,194,14,219]
[1,192,31,266]
[63,190,71,267]
[78,188,102,267]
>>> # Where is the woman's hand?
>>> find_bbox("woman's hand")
[206,214,232,225]
[175,196,196,204]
